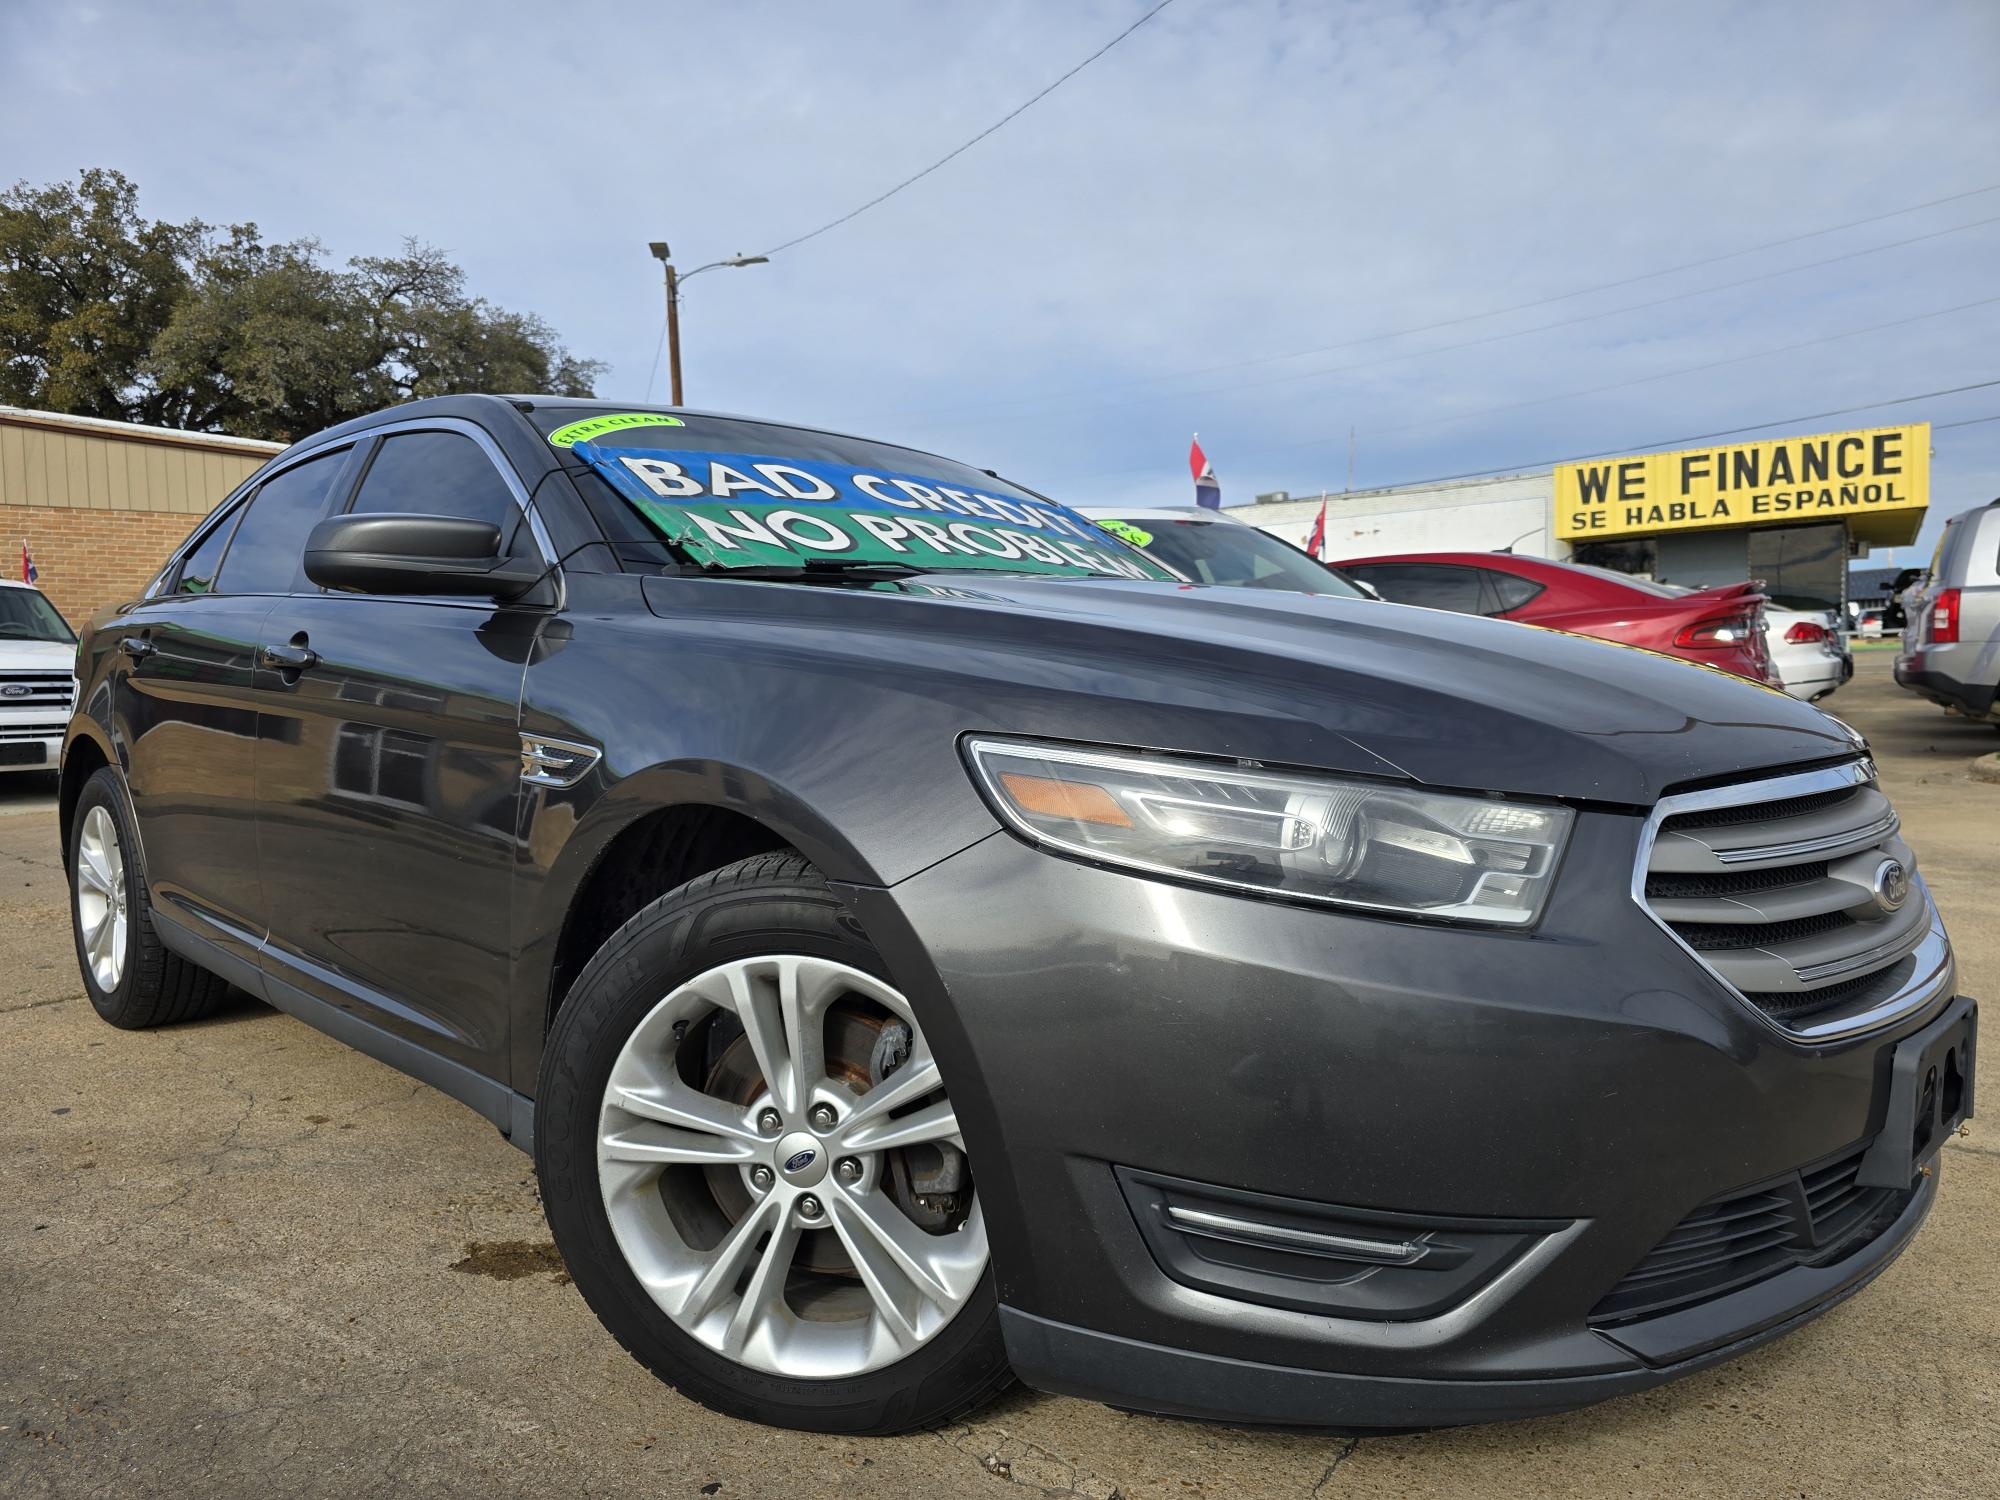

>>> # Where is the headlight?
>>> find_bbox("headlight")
[965,738,1574,927]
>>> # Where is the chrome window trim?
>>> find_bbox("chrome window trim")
[153,417,563,607]
[1632,759,1955,1043]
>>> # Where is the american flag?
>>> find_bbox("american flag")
[1304,501,1326,560]
[1189,436,1220,510]
[20,539,36,585]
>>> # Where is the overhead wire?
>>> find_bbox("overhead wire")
[759,0,1177,258]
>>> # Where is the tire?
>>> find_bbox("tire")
[69,765,232,1029]
[536,853,1013,1434]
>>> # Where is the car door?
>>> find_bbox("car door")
[114,446,357,965]
[252,420,550,1074]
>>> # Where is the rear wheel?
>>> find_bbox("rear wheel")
[69,766,231,1029]
[536,854,1010,1433]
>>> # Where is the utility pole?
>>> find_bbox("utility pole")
[648,242,768,406]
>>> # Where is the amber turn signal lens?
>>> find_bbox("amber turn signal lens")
[998,773,1133,827]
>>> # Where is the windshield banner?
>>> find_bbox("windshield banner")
[574,441,1174,580]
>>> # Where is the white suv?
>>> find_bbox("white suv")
[0,579,76,775]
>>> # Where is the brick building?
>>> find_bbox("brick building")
[1,405,281,625]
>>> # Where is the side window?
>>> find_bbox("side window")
[348,431,524,550]
[212,449,350,596]
[1348,564,1486,614]
[174,504,244,595]
[1480,570,1546,616]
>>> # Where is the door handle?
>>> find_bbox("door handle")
[259,641,320,673]
[118,635,156,661]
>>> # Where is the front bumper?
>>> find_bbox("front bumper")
[0,725,62,773]
[844,818,1965,1427]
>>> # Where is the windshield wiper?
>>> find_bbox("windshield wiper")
[698,558,930,584]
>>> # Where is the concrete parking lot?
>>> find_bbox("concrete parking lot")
[3,652,1996,1500]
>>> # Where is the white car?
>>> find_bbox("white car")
[1761,598,1848,702]
[0,579,76,775]
[1071,504,1378,596]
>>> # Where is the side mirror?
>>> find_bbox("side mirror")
[303,513,545,600]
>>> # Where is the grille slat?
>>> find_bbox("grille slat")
[1640,763,1927,1032]
[0,671,76,709]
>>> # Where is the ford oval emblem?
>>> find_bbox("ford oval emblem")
[0,683,29,698]
[783,1147,818,1174]
[1873,858,1911,914]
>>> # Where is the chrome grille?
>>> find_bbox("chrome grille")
[0,670,76,709]
[1636,760,1953,1040]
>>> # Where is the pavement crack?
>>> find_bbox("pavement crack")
[1310,1438,1361,1495]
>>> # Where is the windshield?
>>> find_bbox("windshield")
[1098,516,1366,596]
[0,587,74,643]
[529,407,1175,582]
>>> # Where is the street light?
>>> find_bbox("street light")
[649,241,769,406]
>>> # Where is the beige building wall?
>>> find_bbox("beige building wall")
[1,407,281,625]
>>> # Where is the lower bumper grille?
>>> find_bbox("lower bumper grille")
[1590,1138,1913,1325]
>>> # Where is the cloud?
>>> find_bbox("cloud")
[2,0,1995,559]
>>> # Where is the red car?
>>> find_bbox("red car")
[1337,551,1776,684]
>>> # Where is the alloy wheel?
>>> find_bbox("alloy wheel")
[74,804,128,992]
[596,955,988,1379]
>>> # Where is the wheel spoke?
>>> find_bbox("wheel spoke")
[828,1186,954,1308]
[76,856,112,900]
[678,1194,780,1327]
[779,958,829,1114]
[608,1077,761,1144]
[826,1197,926,1351]
[725,964,798,1116]
[842,1097,962,1154]
[722,1215,801,1357]
[600,1121,759,1168]
[839,1055,941,1136]
[80,840,114,897]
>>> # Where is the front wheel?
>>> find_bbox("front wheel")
[535,854,1011,1434]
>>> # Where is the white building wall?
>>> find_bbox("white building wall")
[1244,472,1558,561]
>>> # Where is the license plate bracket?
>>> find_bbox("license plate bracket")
[0,742,47,766]
[1856,995,1977,1188]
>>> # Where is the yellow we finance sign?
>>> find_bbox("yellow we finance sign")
[1554,423,1929,544]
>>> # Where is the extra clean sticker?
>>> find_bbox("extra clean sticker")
[1093,519,1154,548]
[546,411,686,448]
[573,442,1175,581]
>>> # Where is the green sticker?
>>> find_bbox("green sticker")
[1094,519,1154,548]
[547,411,686,447]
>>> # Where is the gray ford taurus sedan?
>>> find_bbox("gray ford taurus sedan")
[60,397,1974,1434]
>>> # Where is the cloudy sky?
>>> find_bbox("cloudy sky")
[5,0,1997,563]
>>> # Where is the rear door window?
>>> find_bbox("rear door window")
[1345,563,1487,615]
[213,449,351,595]
[174,504,244,595]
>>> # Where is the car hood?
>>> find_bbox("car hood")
[0,639,75,672]
[644,571,1863,806]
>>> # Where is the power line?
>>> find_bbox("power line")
[1337,378,2000,491]
[911,212,2000,427]
[760,0,1177,258]
[1349,295,2000,445]
[884,182,2000,424]
[1936,412,2000,430]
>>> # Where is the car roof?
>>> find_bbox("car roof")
[1071,504,1250,524]
[0,578,38,592]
